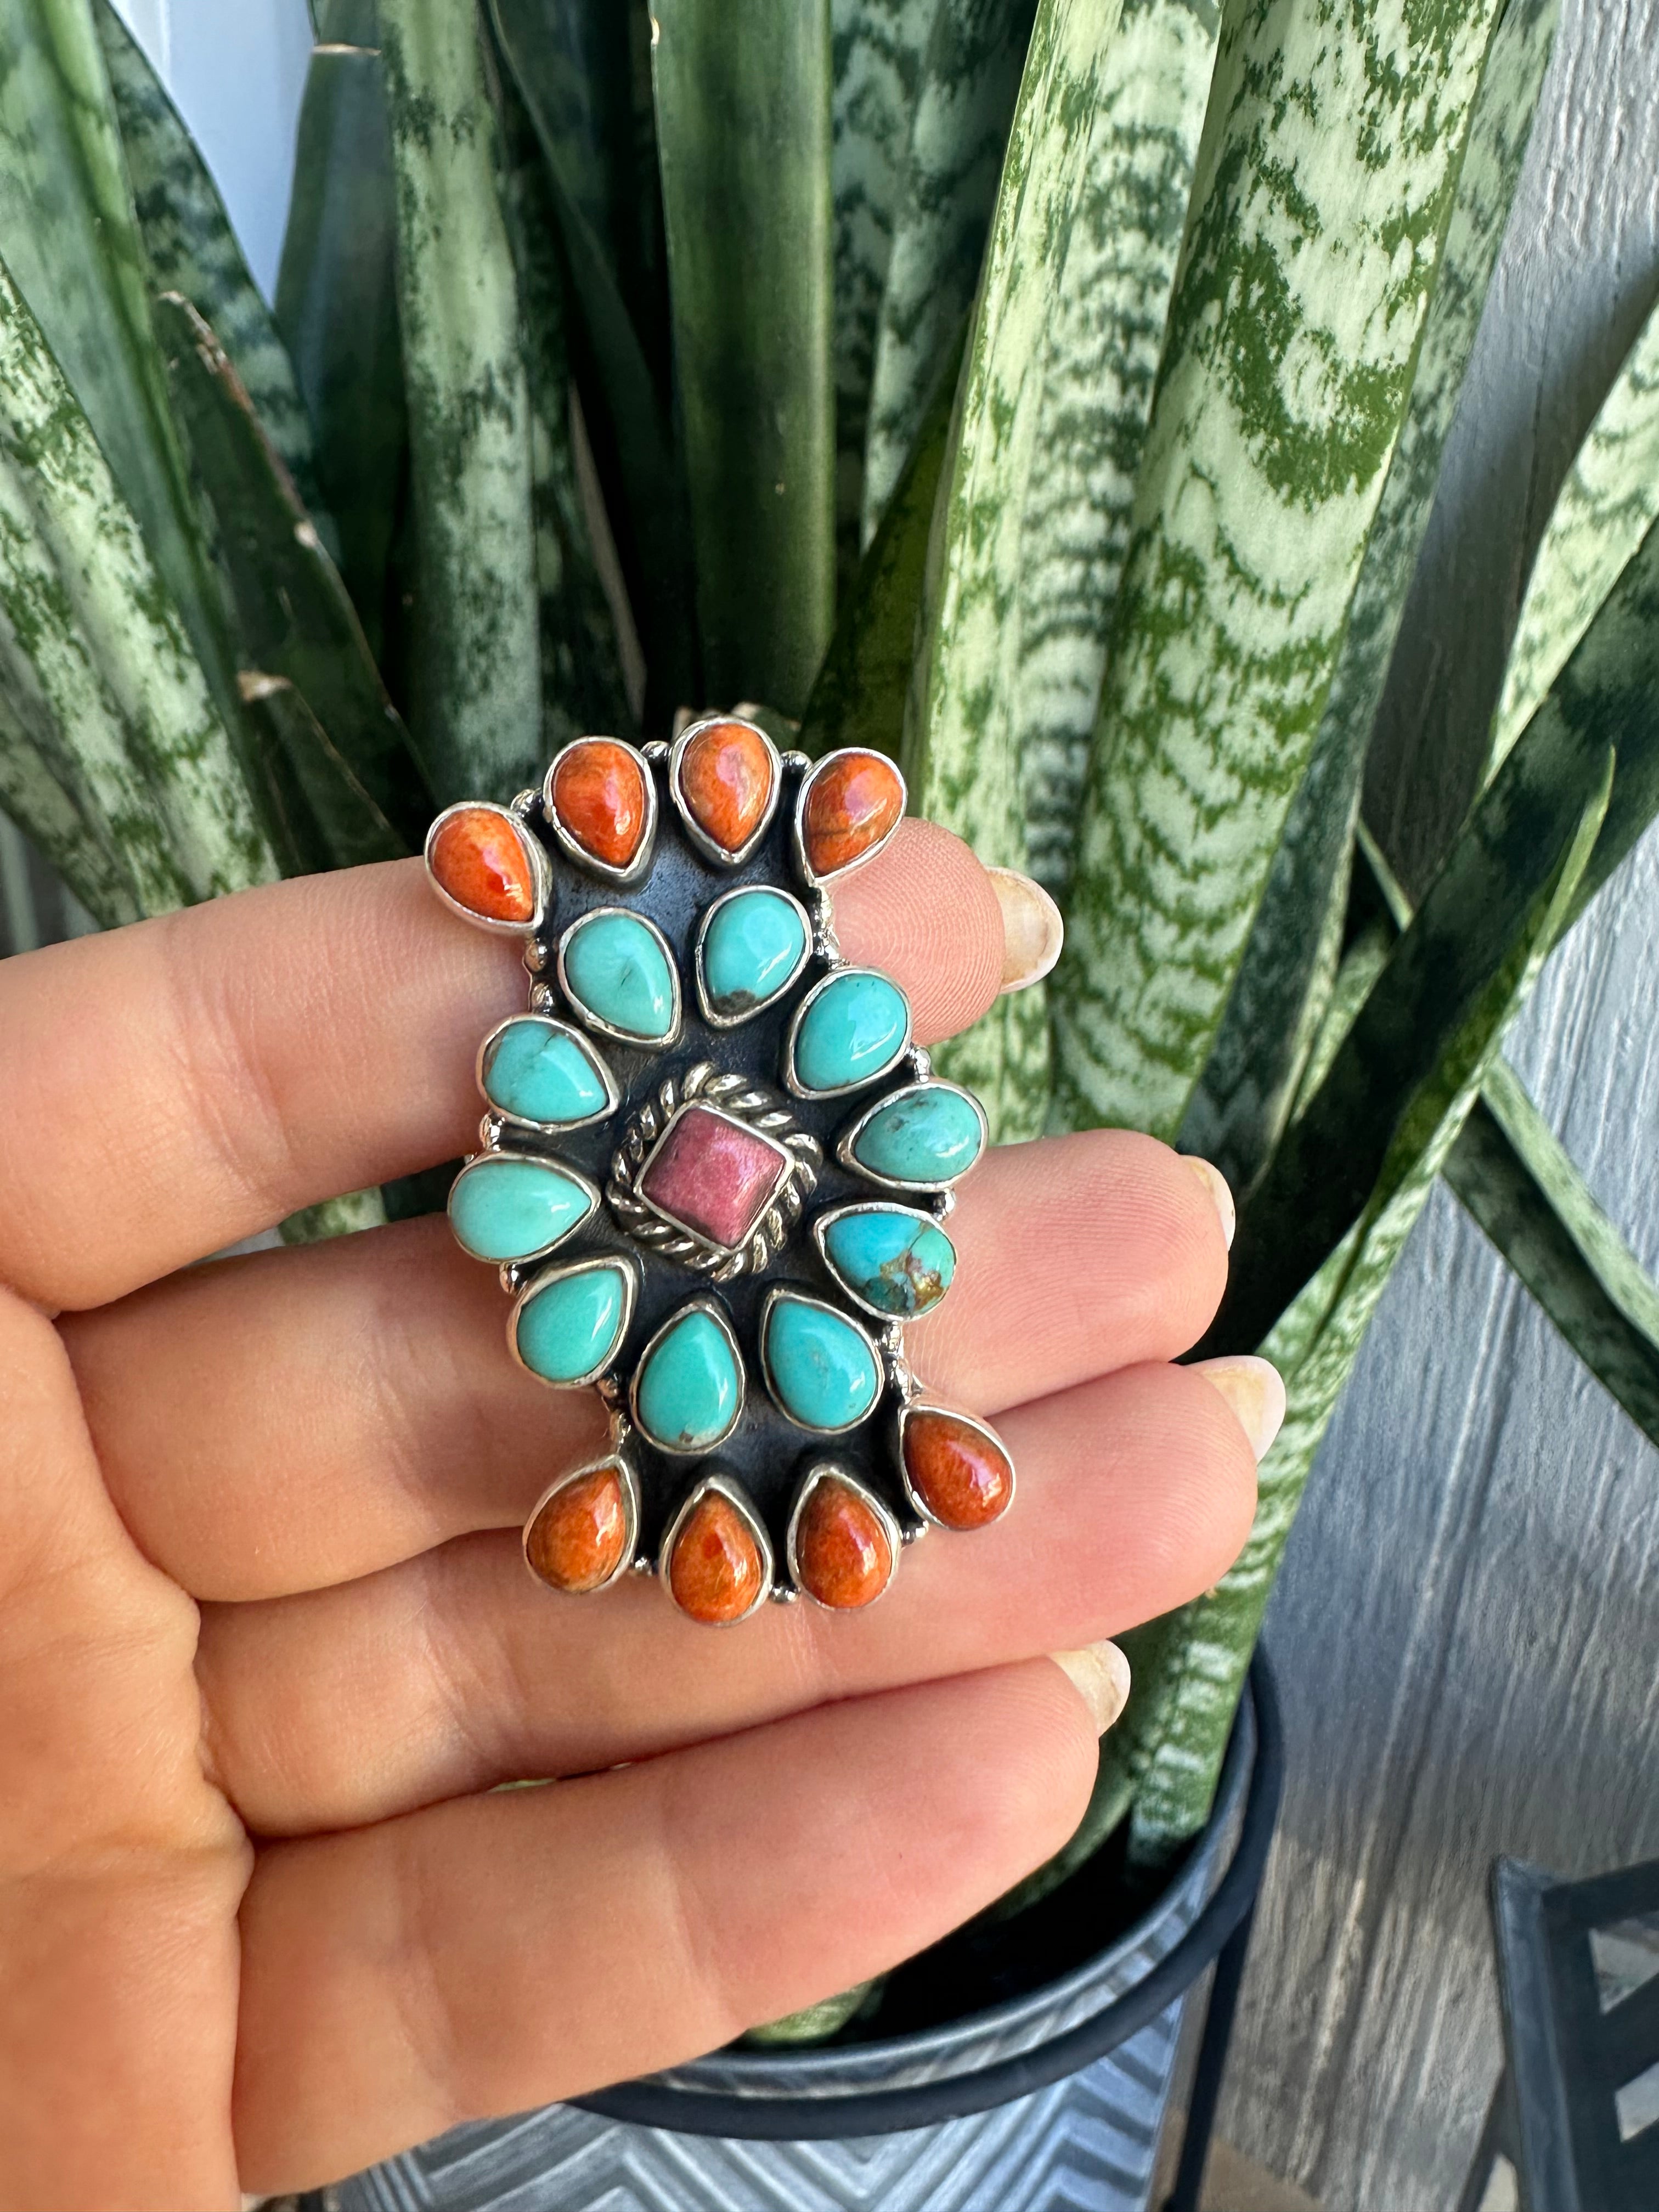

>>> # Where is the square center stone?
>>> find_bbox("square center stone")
[637,1103,794,1252]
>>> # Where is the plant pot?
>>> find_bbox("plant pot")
[335,1660,1279,2212]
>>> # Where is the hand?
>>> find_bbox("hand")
[0,826,1263,2205]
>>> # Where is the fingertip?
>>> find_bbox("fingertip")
[832,819,1005,1045]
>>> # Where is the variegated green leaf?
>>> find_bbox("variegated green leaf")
[0,722,139,928]
[860,0,1035,545]
[490,44,634,743]
[276,19,408,663]
[799,318,963,761]
[652,0,836,716]
[280,1186,389,1242]
[93,0,330,534]
[0,250,275,914]
[154,294,430,860]
[238,674,405,873]
[830,0,934,580]
[1015,0,1221,899]
[0,806,40,951]
[1488,297,1659,776]
[1447,1058,1659,1450]
[1050,0,1509,1146]
[1182,0,1560,1192]
[0,0,240,725]
[1125,740,1611,1860]
[380,0,541,799]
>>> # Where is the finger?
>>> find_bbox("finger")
[0,822,1003,1312]
[232,1662,1098,2192]
[198,1361,1259,1834]
[69,1128,1228,1600]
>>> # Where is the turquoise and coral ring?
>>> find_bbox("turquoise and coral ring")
[425,716,1015,1625]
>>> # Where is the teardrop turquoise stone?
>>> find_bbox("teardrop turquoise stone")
[482,1018,612,1126]
[764,1295,881,1431]
[635,1307,742,1451]
[449,1155,596,1263]
[821,1207,956,1318]
[563,912,677,1040]
[514,1263,630,1383]
[700,888,807,1018]
[850,1085,985,1187]
[791,970,910,1094]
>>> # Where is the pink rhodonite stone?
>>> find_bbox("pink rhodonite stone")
[639,1104,791,1250]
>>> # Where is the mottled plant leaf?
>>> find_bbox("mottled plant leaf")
[379,0,541,799]
[652,0,836,716]
[490,0,696,721]
[0,250,275,916]
[314,0,381,41]
[1015,0,1221,899]
[860,0,1036,545]
[1447,1059,1659,1449]
[830,0,934,583]
[1488,297,1659,777]
[1049,0,1510,1146]
[1182,0,1560,1194]
[276,20,408,662]
[0,0,242,730]
[93,0,331,534]
[280,1186,389,1242]
[238,674,406,872]
[798,318,963,761]
[0,713,140,928]
[1124,739,1611,1861]
[155,293,430,864]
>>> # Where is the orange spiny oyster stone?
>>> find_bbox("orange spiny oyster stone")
[525,1465,631,1592]
[679,719,775,855]
[902,1410,1013,1531]
[794,1475,893,1609]
[667,1489,765,1623]
[428,805,539,924]
[549,739,650,869]
[802,751,904,878]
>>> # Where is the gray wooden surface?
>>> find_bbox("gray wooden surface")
[1225,0,1659,2202]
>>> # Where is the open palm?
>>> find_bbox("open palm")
[0,825,1260,2207]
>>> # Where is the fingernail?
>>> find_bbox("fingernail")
[1192,1354,1286,1463]
[1183,1155,1235,1249]
[988,866,1064,993]
[1050,1639,1132,1733]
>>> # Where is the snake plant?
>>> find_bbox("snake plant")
[2,0,1657,1956]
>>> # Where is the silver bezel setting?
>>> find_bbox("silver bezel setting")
[785,1461,902,1611]
[522,1451,641,1594]
[837,1079,990,1193]
[658,1471,774,1625]
[508,1251,640,1390]
[692,882,814,1029]
[895,1400,1017,1531]
[811,1200,957,1323]
[667,713,782,866]
[628,1295,746,1455]
[781,966,914,1100]
[759,1285,885,1435]
[556,905,683,1049]
[634,1102,795,1256]
[447,1152,601,1267]
[541,736,658,885]
[791,746,908,888]
[424,800,552,936]
[476,1014,620,1134]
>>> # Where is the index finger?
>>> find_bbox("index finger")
[0,823,1005,1311]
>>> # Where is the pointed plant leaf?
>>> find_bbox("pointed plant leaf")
[0,0,242,732]
[1122,738,1612,1864]
[0,250,276,913]
[652,0,836,717]
[1049,0,1511,1147]
[93,0,332,538]
[1447,1059,1659,1450]
[238,674,407,872]
[379,0,541,799]
[154,293,431,862]
[1182,0,1561,1193]
[859,0,1037,545]
[276,21,408,663]
[1488,297,1659,777]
